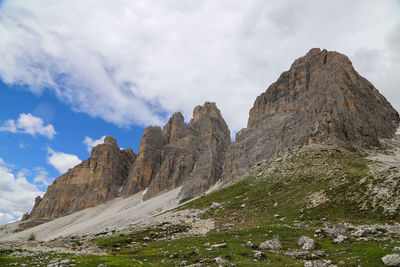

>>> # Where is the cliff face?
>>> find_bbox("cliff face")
[21,48,400,228]
[21,103,229,228]
[122,102,231,200]
[21,137,135,228]
[222,48,400,179]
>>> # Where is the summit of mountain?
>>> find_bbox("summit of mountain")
[222,48,400,179]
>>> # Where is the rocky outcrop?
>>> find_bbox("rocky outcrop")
[122,102,231,200]
[20,136,135,228]
[121,126,164,196]
[223,48,400,179]
[179,102,231,198]
[21,103,229,229]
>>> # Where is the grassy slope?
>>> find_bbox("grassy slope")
[1,145,399,266]
[1,225,398,266]
[180,145,389,228]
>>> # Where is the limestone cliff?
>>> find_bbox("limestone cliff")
[122,102,231,200]
[222,48,400,179]
[20,136,135,228]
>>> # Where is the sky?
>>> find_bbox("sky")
[0,0,399,225]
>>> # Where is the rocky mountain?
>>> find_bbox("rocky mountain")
[20,137,135,229]
[223,48,400,179]
[122,101,231,200]
[20,48,400,230]
[20,102,230,228]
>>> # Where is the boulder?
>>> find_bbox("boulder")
[334,235,348,244]
[253,251,265,260]
[260,238,282,250]
[382,254,400,266]
[214,257,227,264]
[298,236,316,250]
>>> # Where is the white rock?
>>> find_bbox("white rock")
[214,257,227,264]
[393,247,400,252]
[313,260,326,267]
[259,238,282,250]
[253,251,265,259]
[382,254,400,266]
[211,242,227,249]
[247,241,255,248]
[364,227,377,235]
[333,235,348,244]
[352,229,364,237]
[210,202,222,209]
[298,236,315,250]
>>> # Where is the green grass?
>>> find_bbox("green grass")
[85,225,400,266]
[3,225,396,266]
[28,233,36,241]
[93,223,189,255]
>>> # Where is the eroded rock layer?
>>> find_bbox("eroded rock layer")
[222,48,400,179]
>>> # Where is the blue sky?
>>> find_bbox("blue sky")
[0,81,143,163]
[0,0,399,225]
[0,80,144,224]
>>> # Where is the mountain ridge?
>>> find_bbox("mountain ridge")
[19,48,400,229]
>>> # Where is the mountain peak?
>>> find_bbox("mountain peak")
[103,135,117,145]
[226,48,400,178]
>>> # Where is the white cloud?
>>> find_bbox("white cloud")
[47,148,81,174]
[33,167,52,187]
[0,159,44,225]
[0,113,56,139]
[0,1,399,133]
[83,136,106,153]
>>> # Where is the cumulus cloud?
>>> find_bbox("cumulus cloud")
[32,167,52,187]
[47,148,81,174]
[0,0,399,133]
[0,113,56,139]
[0,158,44,225]
[83,136,106,153]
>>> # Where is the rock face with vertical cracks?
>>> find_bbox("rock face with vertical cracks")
[20,136,135,228]
[122,102,231,200]
[222,48,400,179]
[21,48,400,230]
